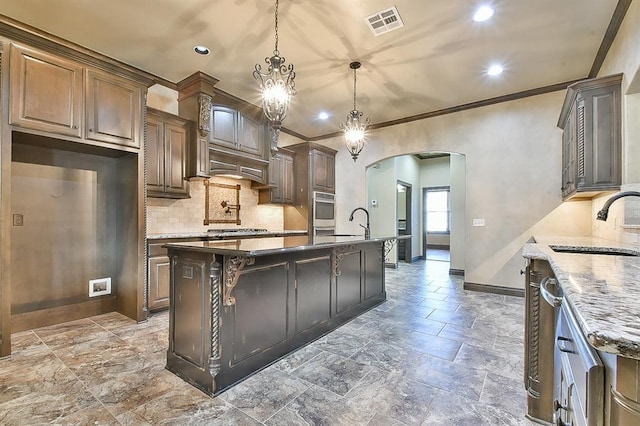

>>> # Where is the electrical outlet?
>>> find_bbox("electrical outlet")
[13,214,24,226]
[472,218,485,227]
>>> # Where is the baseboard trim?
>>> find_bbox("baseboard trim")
[385,262,397,269]
[449,268,464,276]
[426,244,450,250]
[411,256,422,263]
[11,296,117,332]
[463,282,524,297]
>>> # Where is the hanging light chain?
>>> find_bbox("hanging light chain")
[273,0,279,55]
[353,66,357,110]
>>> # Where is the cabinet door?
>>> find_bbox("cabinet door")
[325,153,335,193]
[269,154,283,203]
[9,43,83,137]
[164,122,188,196]
[311,150,335,193]
[146,116,165,194]
[211,106,236,150]
[86,69,142,148]
[584,85,621,188]
[238,114,265,159]
[148,255,170,311]
[282,154,295,204]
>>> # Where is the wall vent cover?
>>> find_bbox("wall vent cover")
[365,6,404,36]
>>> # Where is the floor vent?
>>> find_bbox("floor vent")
[365,6,404,36]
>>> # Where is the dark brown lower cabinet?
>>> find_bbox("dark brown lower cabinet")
[147,243,170,311]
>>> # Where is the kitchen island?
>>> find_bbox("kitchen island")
[164,234,404,396]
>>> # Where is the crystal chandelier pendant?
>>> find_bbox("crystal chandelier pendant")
[253,0,296,152]
[341,62,370,162]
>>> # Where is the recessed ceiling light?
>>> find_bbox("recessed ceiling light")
[487,64,503,76]
[193,45,210,55]
[473,5,495,22]
[318,112,329,120]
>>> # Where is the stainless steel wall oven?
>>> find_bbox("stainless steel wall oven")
[312,191,335,229]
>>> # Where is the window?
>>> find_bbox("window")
[425,187,450,233]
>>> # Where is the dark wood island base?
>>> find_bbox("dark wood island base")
[164,235,401,396]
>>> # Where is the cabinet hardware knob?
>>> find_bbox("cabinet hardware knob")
[73,125,78,129]
[520,269,525,275]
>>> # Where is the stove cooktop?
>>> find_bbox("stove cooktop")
[206,228,269,234]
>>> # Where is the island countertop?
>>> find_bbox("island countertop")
[522,236,640,359]
[164,234,409,257]
[147,229,307,240]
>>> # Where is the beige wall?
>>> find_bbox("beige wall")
[320,90,592,289]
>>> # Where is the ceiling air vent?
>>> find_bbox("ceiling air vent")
[365,6,404,36]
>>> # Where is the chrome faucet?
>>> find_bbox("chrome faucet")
[596,191,640,221]
[349,207,371,239]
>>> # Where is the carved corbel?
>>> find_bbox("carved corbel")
[198,94,213,137]
[382,239,397,262]
[222,256,256,306]
[332,245,358,277]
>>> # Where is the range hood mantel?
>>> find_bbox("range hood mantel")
[177,72,271,186]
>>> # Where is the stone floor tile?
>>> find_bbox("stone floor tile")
[346,368,438,425]
[420,389,529,425]
[219,367,310,422]
[406,354,487,401]
[291,351,373,396]
[265,385,375,426]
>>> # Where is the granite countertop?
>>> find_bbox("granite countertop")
[522,236,640,359]
[147,229,308,240]
[164,234,410,257]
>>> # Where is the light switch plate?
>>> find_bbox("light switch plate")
[472,218,485,227]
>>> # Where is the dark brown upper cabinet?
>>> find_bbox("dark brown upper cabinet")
[310,148,335,193]
[558,73,622,200]
[257,148,295,205]
[9,42,144,150]
[176,72,270,184]
[147,108,190,199]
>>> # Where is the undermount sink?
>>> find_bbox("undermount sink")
[549,245,639,256]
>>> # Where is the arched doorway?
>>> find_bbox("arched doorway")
[365,152,466,276]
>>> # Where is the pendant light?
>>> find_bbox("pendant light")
[253,0,296,152]
[341,61,370,162]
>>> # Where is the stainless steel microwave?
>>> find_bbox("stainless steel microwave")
[312,191,336,228]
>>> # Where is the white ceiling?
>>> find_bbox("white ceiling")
[0,0,620,139]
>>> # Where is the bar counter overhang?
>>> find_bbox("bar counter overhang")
[164,234,405,396]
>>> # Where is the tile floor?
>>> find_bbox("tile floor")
[0,259,537,425]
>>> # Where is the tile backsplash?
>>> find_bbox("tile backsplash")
[146,177,284,235]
